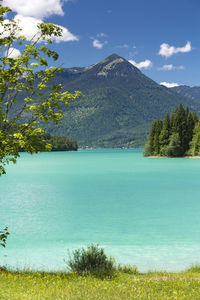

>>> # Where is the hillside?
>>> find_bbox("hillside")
[172,85,200,104]
[44,54,200,148]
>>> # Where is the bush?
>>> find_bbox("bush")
[0,227,9,248]
[67,244,116,278]
[117,264,138,274]
[185,265,200,273]
[142,143,151,157]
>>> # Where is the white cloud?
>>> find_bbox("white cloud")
[92,33,107,49]
[14,15,42,41]
[2,0,68,19]
[13,14,78,43]
[160,82,180,88]
[158,64,184,71]
[117,44,129,49]
[129,59,153,69]
[93,39,105,49]
[1,1,78,43]
[52,24,79,43]
[160,64,173,70]
[158,41,191,58]
[5,47,21,58]
[97,33,107,38]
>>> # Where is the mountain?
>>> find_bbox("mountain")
[172,85,200,108]
[45,54,200,148]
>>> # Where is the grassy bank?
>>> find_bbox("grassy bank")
[1,267,200,299]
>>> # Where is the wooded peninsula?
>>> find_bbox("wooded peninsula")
[143,104,200,157]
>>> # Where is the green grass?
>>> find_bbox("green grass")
[1,268,200,299]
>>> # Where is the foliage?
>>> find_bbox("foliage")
[0,227,9,248]
[143,142,151,156]
[19,133,78,151]
[0,3,81,175]
[161,133,182,157]
[147,119,163,155]
[117,264,138,274]
[48,135,78,151]
[143,104,199,157]
[188,121,200,156]
[159,113,170,151]
[184,265,200,273]
[67,244,116,278]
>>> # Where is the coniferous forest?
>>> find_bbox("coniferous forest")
[143,104,200,157]
[18,133,78,152]
[45,134,78,151]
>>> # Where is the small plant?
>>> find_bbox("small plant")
[0,227,9,248]
[117,264,138,274]
[185,265,200,273]
[67,244,116,278]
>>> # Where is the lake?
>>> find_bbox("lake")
[1,149,200,272]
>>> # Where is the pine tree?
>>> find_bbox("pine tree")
[159,113,170,155]
[145,120,157,155]
[143,104,199,157]
[171,104,187,155]
[188,121,200,156]
[153,120,163,155]
[185,107,190,118]
[162,133,182,157]
[192,111,199,125]
[186,111,195,148]
[144,120,163,156]
[148,119,163,155]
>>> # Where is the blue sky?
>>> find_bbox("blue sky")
[3,0,200,87]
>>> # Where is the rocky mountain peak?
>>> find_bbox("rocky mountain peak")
[86,53,138,78]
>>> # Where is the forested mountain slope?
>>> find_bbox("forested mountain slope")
[172,85,200,103]
[44,54,200,147]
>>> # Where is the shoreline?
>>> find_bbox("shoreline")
[1,267,200,299]
[148,156,200,159]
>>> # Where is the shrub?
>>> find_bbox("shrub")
[0,266,8,273]
[142,143,151,157]
[117,264,138,274]
[185,265,200,273]
[67,244,116,278]
[0,227,9,248]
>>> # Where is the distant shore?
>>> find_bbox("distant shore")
[185,156,200,159]
[148,156,200,159]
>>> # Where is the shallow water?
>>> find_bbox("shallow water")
[1,149,200,272]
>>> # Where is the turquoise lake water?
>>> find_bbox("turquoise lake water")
[1,148,200,272]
